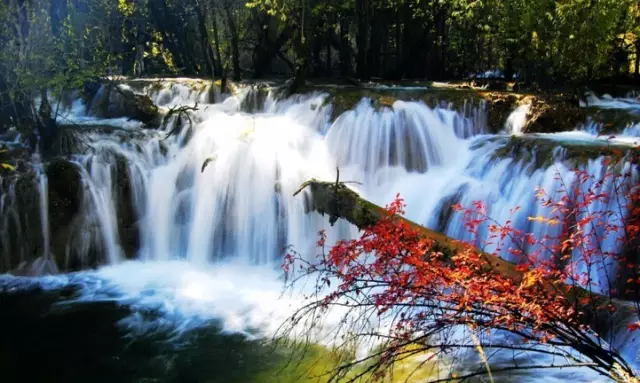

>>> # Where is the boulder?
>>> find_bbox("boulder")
[523,94,585,133]
[85,81,160,127]
[114,154,139,259]
[46,159,82,230]
[0,171,42,271]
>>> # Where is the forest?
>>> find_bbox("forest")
[1,0,640,122]
[1,0,638,154]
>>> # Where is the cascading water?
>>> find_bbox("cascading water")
[581,92,640,111]
[325,98,483,186]
[47,82,351,268]
[504,103,530,134]
[1,81,638,381]
[583,118,640,139]
[35,158,55,274]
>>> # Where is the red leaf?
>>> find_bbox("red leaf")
[627,322,640,332]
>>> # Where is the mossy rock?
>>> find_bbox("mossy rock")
[86,83,160,127]
[298,85,564,134]
[524,94,585,133]
[434,185,469,233]
[2,171,42,270]
[584,108,640,134]
[114,154,139,259]
[127,93,159,125]
[0,144,30,176]
[484,93,519,132]
[481,134,638,168]
[46,158,82,230]
[310,87,487,123]
[81,80,103,106]
[310,85,588,134]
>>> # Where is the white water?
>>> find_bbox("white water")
[581,92,640,111]
[504,103,530,134]
[583,119,640,145]
[37,166,50,262]
[1,81,639,379]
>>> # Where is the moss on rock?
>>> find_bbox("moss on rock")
[86,82,161,127]
[7,171,42,269]
[482,134,638,169]
[583,107,640,134]
[303,84,588,134]
[46,159,82,230]
[524,94,585,133]
[114,154,139,259]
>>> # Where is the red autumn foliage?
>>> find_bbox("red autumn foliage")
[282,154,639,381]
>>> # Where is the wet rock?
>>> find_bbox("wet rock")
[487,134,638,168]
[46,159,82,229]
[484,93,519,132]
[473,91,586,133]
[82,80,103,105]
[474,79,511,91]
[583,108,640,135]
[524,94,585,133]
[114,154,139,259]
[0,171,42,271]
[240,83,273,113]
[87,82,161,127]
[54,124,150,156]
[44,159,85,270]
[434,185,470,233]
[0,143,30,176]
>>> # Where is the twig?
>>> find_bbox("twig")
[163,102,199,140]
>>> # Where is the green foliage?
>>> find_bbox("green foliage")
[0,0,638,131]
[444,0,638,82]
[117,0,136,17]
[0,0,117,127]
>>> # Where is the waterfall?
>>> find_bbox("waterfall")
[3,82,637,278]
[37,166,50,263]
[581,92,640,111]
[583,119,640,138]
[42,84,350,267]
[325,99,474,186]
[504,103,530,134]
[1,80,638,378]
[136,78,217,107]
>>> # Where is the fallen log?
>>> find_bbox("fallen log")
[294,179,637,330]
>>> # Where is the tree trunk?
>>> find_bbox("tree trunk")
[367,12,382,78]
[37,89,58,156]
[291,0,308,92]
[355,0,370,80]
[312,28,323,76]
[252,12,275,78]
[635,39,640,77]
[338,18,351,77]
[224,5,242,81]
[434,5,448,79]
[294,179,636,327]
[252,14,293,78]
[399,1,414,77]
[134,43,145,77]
[0,73,14,133]
[326,33,332,75]
[195,0,215,76]
[49,0,68,38]
[149,0,186,71]
[210,9,224,76]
